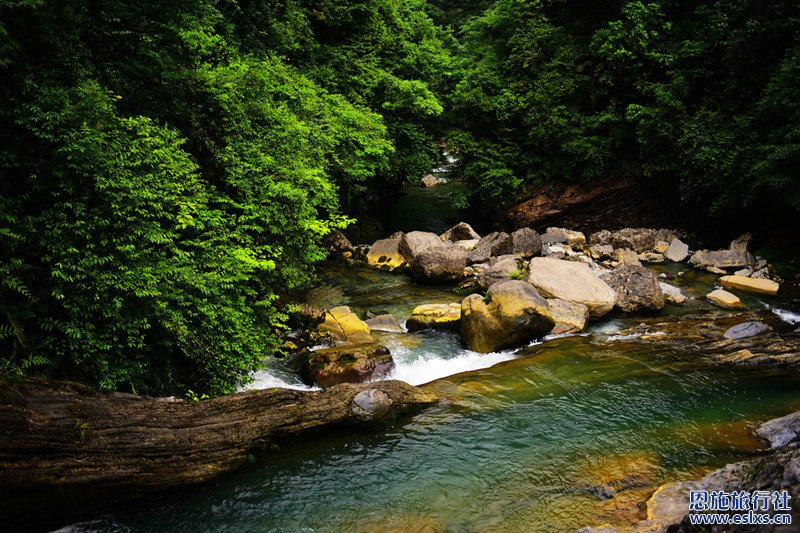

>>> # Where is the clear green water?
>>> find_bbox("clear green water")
[71,337,800,532]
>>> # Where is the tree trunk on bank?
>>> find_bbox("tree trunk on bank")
[0,378,437,530]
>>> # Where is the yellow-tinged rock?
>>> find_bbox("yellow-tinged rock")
[547,298,589,334]
[706,289,745,309]
[720,275,779,296]
[319,306,374,343]
[406,303,461,332]
[366,234,406,271]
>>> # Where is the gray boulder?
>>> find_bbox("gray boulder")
[399,231,445,263]
[588,230,612,246]
[527,257,617,318]
[466,232,513,264]
[723,321,771,340]
[461,280,554,353]
[409,245,467,282]
[440,222,480,242]
[689,249,755,270]
[365,314,403,333]
[610,228,657,254]
[351,389,393,423]
[664,238,690,262]
[510,227,542,257]
[601,264,665,312]
[476,255,520,289]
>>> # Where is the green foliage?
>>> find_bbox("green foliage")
[450,0,800,216]
[0,0,449,395]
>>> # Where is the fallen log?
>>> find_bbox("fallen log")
[0,378,437,529]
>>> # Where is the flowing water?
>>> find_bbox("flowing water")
[59,160,800,532]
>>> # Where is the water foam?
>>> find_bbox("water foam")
[771,307,800,325]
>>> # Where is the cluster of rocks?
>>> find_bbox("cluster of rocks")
[304,224,784,388]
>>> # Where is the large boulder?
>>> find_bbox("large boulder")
[440,222,480,242]
[689,249,755,270]
[720,274,779,296]
[510,227,542,257]
[476,255,520,289]
[601,264,665,312]
[323,229,354,259]
[366,233,406,271]
[409,245,467,282]
[466,231,513,264]
[298,343,395,388]
[588,229,612,246]
[406,303,462,332]
[664,237,690,262]
[526,257,617,318]
[610,228,657,253]
[318,306,374,344]
[461,280,554,353]
[547,299,589,334]
[543,227,586,246]
[399,231,445,263]
[365,314,403,333]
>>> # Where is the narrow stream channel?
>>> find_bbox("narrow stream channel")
[59,160,800,532]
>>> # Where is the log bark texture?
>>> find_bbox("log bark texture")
[0,378,437,529]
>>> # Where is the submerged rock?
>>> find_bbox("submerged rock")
[527,257,617,318]
[366,233,406,271]
[406,303,462,332]
[723,321,771,340]
[602,264,665,313]
[720,274,780,296]
[365,314,403,333]
[461,280,554,353]
[299,343,395,388]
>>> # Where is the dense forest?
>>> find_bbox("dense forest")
[1,0,798,397]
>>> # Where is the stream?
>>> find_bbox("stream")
[59,163,800,532]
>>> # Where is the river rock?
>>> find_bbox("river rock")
[298,343,394,388]
[547,299,589,334]
[399,231,445,263]
[601,265,665,313]
[409,245,467,282]
[544,227,586,246]
[689,249,755,270]
[319,306,374,343]
[365,314,403,333]
[527,257,617,318]
[461,280,554,353]
[477,255,520,289]
[323,229,354,259]
[664,237,689,262]
[730,232,752,252]
[510,227,542,257]
[614,248,641,266]
[638,252,664,263]
[421,174,445,187]
[706,289,745,309]
[723,321,771,340]
[588,243,614,260]
[440,222,480,242]
[406,303,462,332]
[653,240,670,254]
[466,232,513,264]
[453,238,479,250]
[588,229,612,246]
[611,228,657,254]
[366,233,406,271]
[720,274,780,296]
[757,411,800,449]
[752,267,771,279]
[351,389,393,423]
[659,282,687,305]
